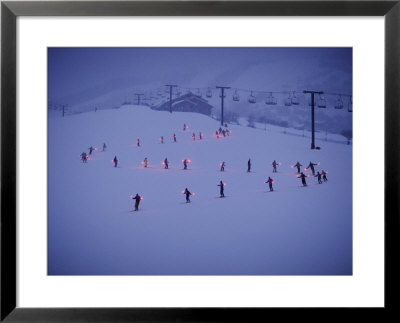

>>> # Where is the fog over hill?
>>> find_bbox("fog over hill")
[48,48,352,135]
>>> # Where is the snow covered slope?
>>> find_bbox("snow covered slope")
[48,105,352,275]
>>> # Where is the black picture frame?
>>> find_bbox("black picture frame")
[1,1,399,321]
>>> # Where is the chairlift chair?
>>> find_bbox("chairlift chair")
[233,90,240,102]
[348,96,353,112]
[196,89,202,98]
[248,91,256,104]
[334,95,344,109]
[265,92,272,105]
[284,93,292,106]
[291,92,299,105]
[318,95,327,108]
[206,88,212,98]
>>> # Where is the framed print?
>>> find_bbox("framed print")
[1,0,399,322]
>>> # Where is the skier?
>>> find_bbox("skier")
[132,193,142,211]
[215,131,219,139]
[199,132,203,140]
[88,146,94,155]
[217,180,225,198]
[183,124,187,131]
[137,139,140,147]
[298,172,307,186]
[80,152,87,163]
[192,133,196,141]
[113,156,118,168]
[294,161,302,174]
[247,158,251,173]
[102,143,107,152]
[322,170,328,182]
[218,127,222,134]
[315,171,322,184]
[183,159,188,170]
[173,133,177,142]
[222,129,226,137]
[226,129,230,136]
[264,177,274,192]
[144,157,148,168]
[164,158,169,169]
[306,161,318,176]
[220,161,225,172]
[183,188,191,203]
[272,160,278,173]
[160,136,164,144]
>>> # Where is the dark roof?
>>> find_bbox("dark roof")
[154,92,214,115]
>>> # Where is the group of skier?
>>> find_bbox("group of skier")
[80,143,117,168]
[80,143,107,163]
[132,124,229,151]
[81,123,230,165]
[180,180,225,205]
[190,132,204,141]
[136,157,192,170]
[296,161,328,186]
[215,126,230,139]
[79,124,330,212]
[155,131,209,145]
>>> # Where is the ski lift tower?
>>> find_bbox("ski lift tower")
[303,90,324,149]
[61,104,68,117]
[165,84,178,113]
[216,86,231,126]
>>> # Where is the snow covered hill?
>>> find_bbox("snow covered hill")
[48,105,352,275]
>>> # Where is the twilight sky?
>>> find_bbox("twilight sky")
[48,47,352,106]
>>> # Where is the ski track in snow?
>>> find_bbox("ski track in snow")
[48,105,352,275]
